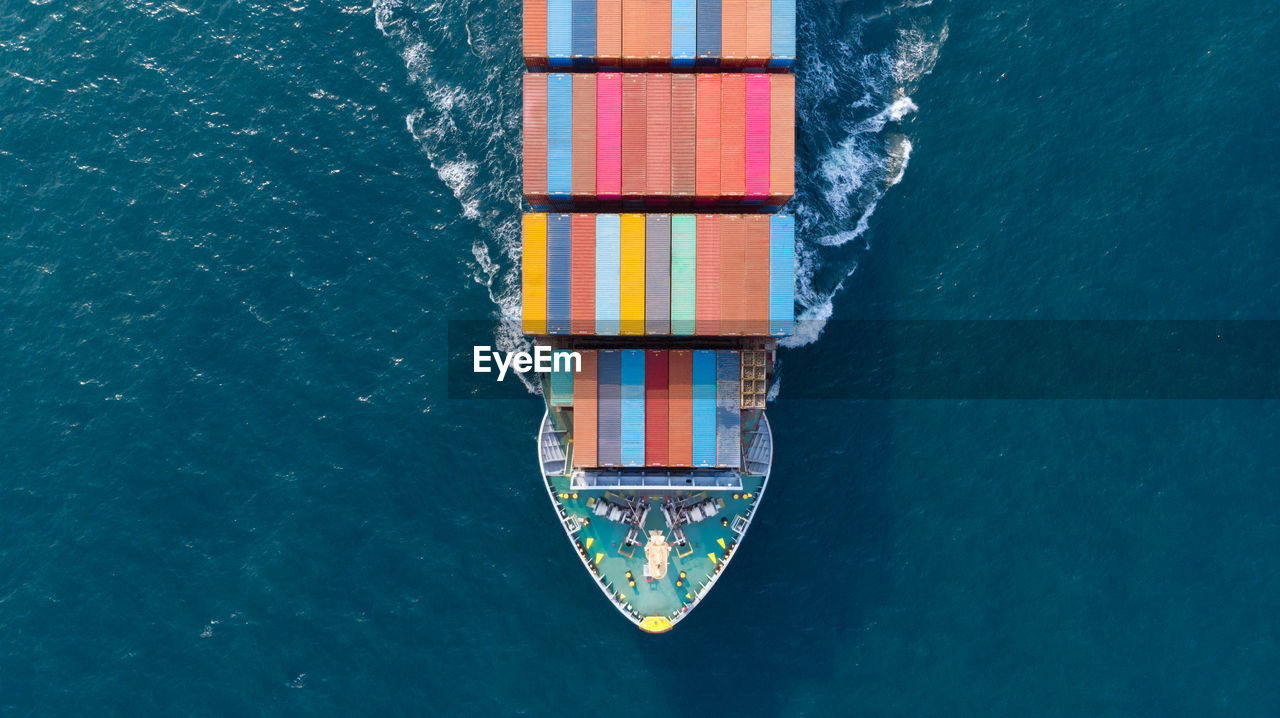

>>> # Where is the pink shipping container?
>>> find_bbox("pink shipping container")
[572,74,597,199]
[694,214,721,334]
[596,74,622,200]
[523,74,548,203]
[645,74,671,200]
[621,73,647,199]
[744,73,770,201]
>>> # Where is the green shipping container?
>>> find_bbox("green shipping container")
[670,214,697,335]
[549,349,575,406]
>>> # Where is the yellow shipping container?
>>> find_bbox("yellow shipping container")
[619,214,646,335]
[522,213,547,334]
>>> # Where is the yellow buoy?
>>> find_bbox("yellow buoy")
[676,580,682,587]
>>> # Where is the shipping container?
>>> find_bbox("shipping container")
[694,214,721,334]
[645,350,669,466]
[744,73,770,202]
[522,213,547,334]
[695,0,721,63]
[646,0,671,65]
[572,350,598,468]
[621,74,646,198]
[645,214,671,335]
[719,214,745,334]
[619,213,646,335]
[745,0,771,66]
[670,75,697,199]
[645,74,671,200]
[744,214,771,335]
[720,73,745,199]
[595,214,621,335]
[671,0,697,67]
[571,74,596,198]
[667,350,693,466]
[597,350,622,466]
[720,0,746,68]
[596,73,622,200]
[670,214,697,335]
[621,0,645,67]
[770,0,796,69]
[769,214,795,336]
[769,73,795,204]
[546,214,572,334]
[523,74,548,203]
[570,214,596,334]
[691,350,717,467]
[620,349,645,467]
[550,349,576,406]
[715,350,741,468]
[524,0,548,66]
[597,0,622,66]
[695,74,721,200]
[547,74,573,200]
[547,0,572,66]
[571,0,596,61]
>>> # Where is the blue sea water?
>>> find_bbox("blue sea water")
[2,0,1278,714]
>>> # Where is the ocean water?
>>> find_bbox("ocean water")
[2,0,1278,714]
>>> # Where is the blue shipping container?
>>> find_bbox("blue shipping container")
[769,0,796,68]
[620,349,645,467]
[547,74,573,199]
[769,214,795,336]
[547,0,573,66]
[571,0,596,59]
[691,349,717,467]
[672,0,697,66]
[546,214,572,334]
[597,350,622,466]
[695,0,720,62]
[715,350,741,468]
[595,214,621,335]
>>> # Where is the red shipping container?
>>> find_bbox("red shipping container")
[573,350,598,468]
[572,74,597,199]
[744,215,771,335]
[524,0,547,66]
[667,350,693,466]
[622,0,645,68]
[571,214,596,334]
[720,74,746,199]
[745,0,771,66]
[769,73,795,204]
[645,74,672,200]
[645,350,670,466]
[597,0,622,65]
[597,73,622,200]
[646,0,672,66]
[695,75,721,201]
[721,0,747,68]
[744,73,770,201]
[670,75,697,199]
[695,214,721,334]
[621,74,647,198]
[523,74,548,203]
[719,214,746,334]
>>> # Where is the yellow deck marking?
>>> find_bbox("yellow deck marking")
[585,537,594,550]
[708,553,718,565]
[594,552,604,564]
[717,538,726,549]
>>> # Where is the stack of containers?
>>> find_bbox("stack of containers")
[522,0,796,471]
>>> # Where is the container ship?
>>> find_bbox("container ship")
[520,0,796,633]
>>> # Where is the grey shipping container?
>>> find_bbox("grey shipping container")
[696,0,722,61]
[597,349,622,466]
[645,214,671,335]
[715,350,741,468]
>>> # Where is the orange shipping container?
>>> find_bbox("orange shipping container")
[667,350,693,467]
[721,0,747,68]
[695,75,721,200]
[744,215,771,335]
[645,74,672,199]
[695,214,721,334]
[572,74,596,199]
[745,0,771,66]
[720,73,746,199]
[523,74,548,203]
[572,350,598,468]
[670,75,697,199]
[622,0,646,67]
[524,0,547,66]
[719,214,746,335]
[646,0,672,65]
[571,214,596,334]
[597,0,622,65]
[769,73,796,204]
[621,74,647,199]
